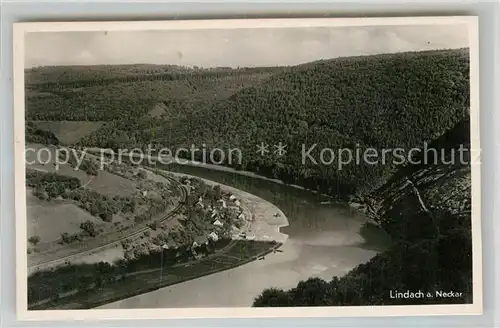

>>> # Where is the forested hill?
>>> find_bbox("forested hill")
[185,48,470,193]
[25,64,287,90]
[253,116,473,306]
[27,48,470,199]
[25,65,285,121]
[78,48,470,198]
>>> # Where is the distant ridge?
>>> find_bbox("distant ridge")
[73,48,471,198]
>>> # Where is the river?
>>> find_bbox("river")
[99,164,389,308]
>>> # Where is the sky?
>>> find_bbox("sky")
[25,24,470,68]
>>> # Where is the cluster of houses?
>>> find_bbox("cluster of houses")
[182,177,257,248]
[229,194,245,221]
[192,192,255,248]
[228,195,257,240]
[154,188,262,263]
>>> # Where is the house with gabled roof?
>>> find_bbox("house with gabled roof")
[208,231,219,241]
[218,199,227,208]
[192,235,208,249]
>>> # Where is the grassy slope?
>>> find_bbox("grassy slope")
[31,121,104,145]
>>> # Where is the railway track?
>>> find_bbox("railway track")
[28,173,187,271]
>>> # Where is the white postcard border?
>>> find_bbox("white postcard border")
[13,16,482,320]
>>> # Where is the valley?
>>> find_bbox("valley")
[25,48,473,308]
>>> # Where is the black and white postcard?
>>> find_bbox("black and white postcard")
[13,17,481,320]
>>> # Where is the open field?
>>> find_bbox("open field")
[27,172,185,270]
[148,102,168,118]
[31,121,104,144]
[26,144,186,271]
[26,143,92,184]
[27,189,101,244]
[26,143,138,196]
[84,170,137,197]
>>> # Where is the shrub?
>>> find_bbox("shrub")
[137,171,147,180]
[60,232,71,244]
[147,222,158,231]
[80,220,98,237]
[28,236,41,246]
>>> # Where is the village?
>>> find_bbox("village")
[26,143,275,271]
[27,152,288,309]
[167,176,256,255]
[81,165,267,266]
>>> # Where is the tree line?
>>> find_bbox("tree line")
[28,238,233,305]
[253,117,472,306]
[27,169,135,222]
[79,48,470,199]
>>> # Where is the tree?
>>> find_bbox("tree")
[28,236,41,246]
[147,221,158,231]
[292,277,331,306]
[137,171,147,180]
[212,185,222,199]
[253,288,291,307]
[99,211,113,222]
[121,239,131,250]
[60,232,70,244]
[80,220,98,237]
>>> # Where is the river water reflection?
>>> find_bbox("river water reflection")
[99,165,387,308]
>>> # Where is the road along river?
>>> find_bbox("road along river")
[99,164,389,308]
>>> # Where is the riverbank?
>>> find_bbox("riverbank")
[165,170,289,245]
[97,165,386,309]
[29,168,291,310]
[30,239,281,310]
[87,149,340,201]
